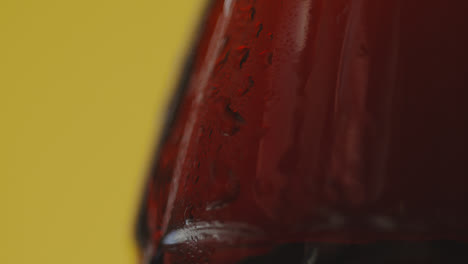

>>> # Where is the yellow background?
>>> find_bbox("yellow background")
[0,1,207,263]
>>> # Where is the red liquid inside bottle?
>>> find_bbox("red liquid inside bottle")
[137,0,468,263]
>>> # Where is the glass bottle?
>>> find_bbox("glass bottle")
[137,0,468,263]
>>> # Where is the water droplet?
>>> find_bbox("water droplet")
[214,50,231,74]
[249,7,256,21]
[210,86,220,96]
[238,76,254,96]
[193,174,200,184]
[225,103,245,123]
[267,52,273,65]
[239,48,250,69]
[256,23,263,38]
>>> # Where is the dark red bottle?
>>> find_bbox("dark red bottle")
[137,0,468,263]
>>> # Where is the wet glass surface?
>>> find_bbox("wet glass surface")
[137,0,468,263]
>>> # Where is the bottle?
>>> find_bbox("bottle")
[136,0,468,263]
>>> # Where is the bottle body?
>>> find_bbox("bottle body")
[138,0,468,263]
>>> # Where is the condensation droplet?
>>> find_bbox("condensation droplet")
[239,48,250,69]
